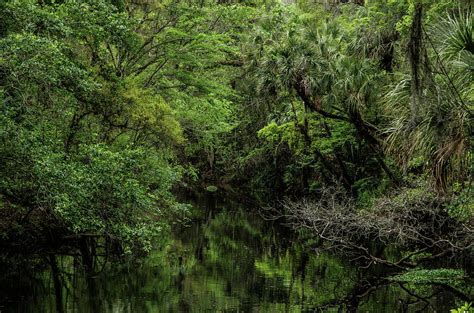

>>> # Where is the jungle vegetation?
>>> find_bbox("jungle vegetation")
[0,0,472,285]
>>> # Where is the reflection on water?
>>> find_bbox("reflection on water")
[0,198,463,312]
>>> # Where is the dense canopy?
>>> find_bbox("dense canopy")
[0,0,472,311]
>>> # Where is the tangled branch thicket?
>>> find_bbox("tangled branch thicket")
[271,187,473,267]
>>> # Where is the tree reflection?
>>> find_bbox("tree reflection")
[0,203,468,312]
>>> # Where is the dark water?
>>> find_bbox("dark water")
[0,199,466,312]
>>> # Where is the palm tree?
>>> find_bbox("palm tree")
[384,7,472,193]
[250,15,399,193]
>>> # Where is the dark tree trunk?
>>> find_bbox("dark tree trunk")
[49,254,65,313]
[79,237,94,273]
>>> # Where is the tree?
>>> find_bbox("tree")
[385,4,472,193]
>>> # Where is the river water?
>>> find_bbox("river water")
[0,198,465,312]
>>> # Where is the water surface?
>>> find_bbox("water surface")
[0,198,464,312]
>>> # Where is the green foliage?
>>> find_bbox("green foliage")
[448,186,474,222]
[354,177,390,208]
[384,5,472,193]
[205,185,218,192]
[451,302,474,313]
[0,0,190,255]
[0,2,472,311]
[0,0,472,261]
[390,268,465,284]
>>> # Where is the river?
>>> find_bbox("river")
[0,197,465,312]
